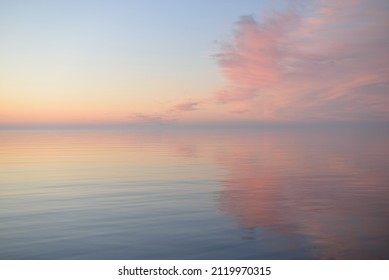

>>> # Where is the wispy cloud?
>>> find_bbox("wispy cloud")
[128,101,200,124]
[170,101,200,112]
[214,0,389,122]
[127,113,173,124]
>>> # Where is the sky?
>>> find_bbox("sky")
[1,0,388,127]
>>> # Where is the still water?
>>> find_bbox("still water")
[1,127,388,259]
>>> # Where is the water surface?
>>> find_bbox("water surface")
[1,127,388,259]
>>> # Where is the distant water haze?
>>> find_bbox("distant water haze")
[0,127,388,259]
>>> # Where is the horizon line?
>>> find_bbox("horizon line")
[1,121,389,130]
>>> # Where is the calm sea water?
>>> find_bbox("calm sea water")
[1,127,388,259]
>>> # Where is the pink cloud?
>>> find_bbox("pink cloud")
[127,113,173,124]
[128,101,201,124]
[215,12,299,88]
[214,0,389,122]
[170,101,200,112]
[215,87,257,104]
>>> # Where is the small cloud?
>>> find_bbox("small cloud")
[170,101,200,112]
[127,113,173,124]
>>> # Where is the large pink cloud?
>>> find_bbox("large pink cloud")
[214,0,389,122]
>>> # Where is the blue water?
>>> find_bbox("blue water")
[1,127,388,259]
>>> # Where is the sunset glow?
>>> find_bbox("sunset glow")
[1,0,388,127]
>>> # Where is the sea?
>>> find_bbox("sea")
[1,126,388,259]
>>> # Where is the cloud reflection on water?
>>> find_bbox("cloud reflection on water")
[214,128,389,259]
